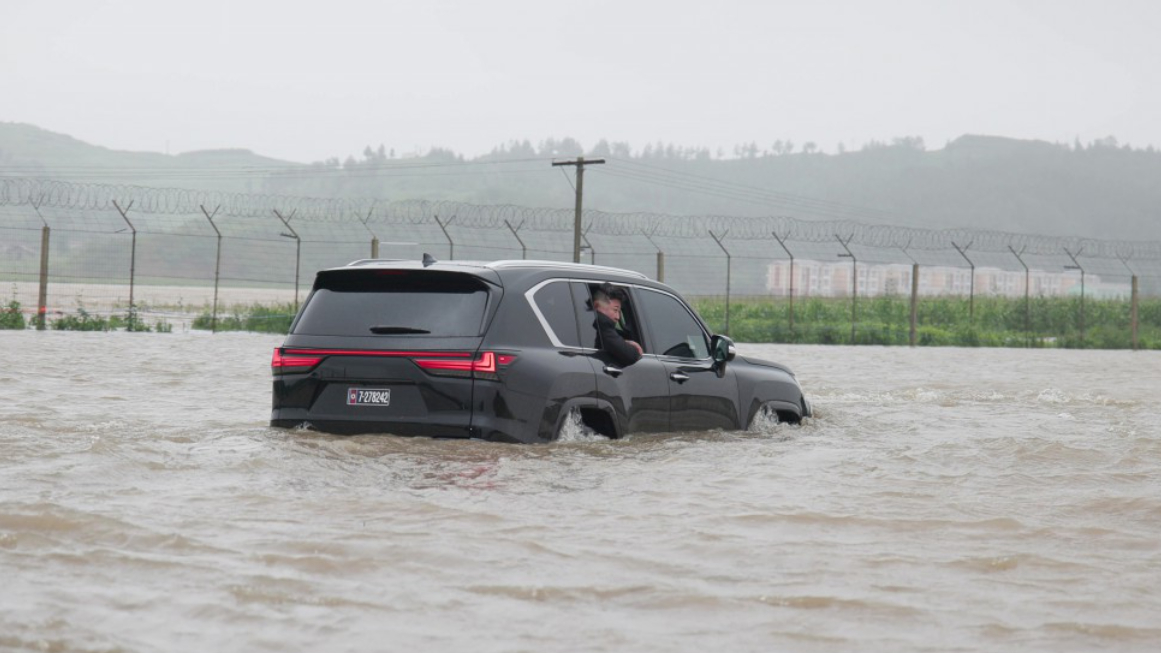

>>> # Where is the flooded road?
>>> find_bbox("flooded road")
[2,331,1159,652]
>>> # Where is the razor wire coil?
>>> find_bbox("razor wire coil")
[2,177,1159,261]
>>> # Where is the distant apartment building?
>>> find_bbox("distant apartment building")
[765,260,1125,298]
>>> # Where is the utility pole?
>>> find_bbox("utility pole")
[552,157,605,263]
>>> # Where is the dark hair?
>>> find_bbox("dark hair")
[596,282,628,304]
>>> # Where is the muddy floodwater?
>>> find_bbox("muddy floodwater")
[2,331,1159,653]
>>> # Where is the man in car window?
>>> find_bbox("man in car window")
[592,283,643,367]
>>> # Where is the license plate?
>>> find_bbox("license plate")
[347,388,392,406]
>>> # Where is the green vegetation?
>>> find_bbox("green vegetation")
[1,298,25,330]
[692,295,1161,349]
[172,295,1160,349]
[192,302,296,334]
[52,306,111,331]
[50,303,173,333]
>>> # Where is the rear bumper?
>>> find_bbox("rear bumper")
[270,409,475,438]
[269,410,544,443]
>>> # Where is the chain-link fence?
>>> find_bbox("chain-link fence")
[2,178,1159,347]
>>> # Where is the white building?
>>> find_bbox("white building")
[765,260,1122,298]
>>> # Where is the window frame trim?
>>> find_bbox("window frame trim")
[525,278,714,363]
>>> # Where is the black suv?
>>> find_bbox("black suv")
[271,259,811,443]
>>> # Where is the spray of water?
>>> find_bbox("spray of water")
[748,405,788,435]
[555,407,607,443]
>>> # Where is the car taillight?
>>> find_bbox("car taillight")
[270,348,515,379]
[271,348,324,375]
[413,351,516,379]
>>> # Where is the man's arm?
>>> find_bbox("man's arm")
[596,313,642,366]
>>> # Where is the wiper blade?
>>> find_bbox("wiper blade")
[369,325,431,334]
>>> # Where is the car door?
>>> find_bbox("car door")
[635,288,740,432]
[572,282,670,435]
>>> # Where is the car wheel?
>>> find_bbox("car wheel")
[556,406,615,442]
[748,402,786,433]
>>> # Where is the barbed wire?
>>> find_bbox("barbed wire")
[2,177,1158,261]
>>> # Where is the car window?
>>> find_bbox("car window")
[572,282,600,350]
[530,281,581,348]
[616,291,644,351]
[638,289,709,359]
[292,270,490,337]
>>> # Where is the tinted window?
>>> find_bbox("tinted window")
[572,282,600,350]
[531,281,581,347]
[638,289,709,359]
[293,270,490,337]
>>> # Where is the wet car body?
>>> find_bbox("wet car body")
[271,259,811,443]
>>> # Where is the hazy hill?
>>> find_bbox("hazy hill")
[0,122,295,193]
[3,123,1160,242]
[258,134,1161,241]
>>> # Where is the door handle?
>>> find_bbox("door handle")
[602,365,623,377]
[670,371,690,383]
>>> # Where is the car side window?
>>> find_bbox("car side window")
[616,290,644,351]
[531,281,581,348]
[638,289,709,359]
[571,282,600,350]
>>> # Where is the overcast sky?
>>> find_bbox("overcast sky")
[3,0,1159,163]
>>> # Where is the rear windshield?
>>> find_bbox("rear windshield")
[292,270,492,337]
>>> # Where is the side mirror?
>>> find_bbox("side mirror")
[710,334,736,366]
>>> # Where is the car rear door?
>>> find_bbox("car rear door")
[574,282,670,435]
[635,287,741,432]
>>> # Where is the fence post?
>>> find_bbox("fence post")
[1131,275,1139,351]
[37,225,50,330]
[30,198,50,330]
[899,242,918,347]
[1119,256,1138,351]
[1009,245,1030,347]
[709,230,731,336]
[836,234,856,344]
[581,230,596,265]
[643,230,664,282]
[910,263,920,346]
[357,204,379,259]
[273,209,301,314]
[112,200,137,330]
[504,220,527,259]
[200,205,222,333]
[434,214,456,260]
[952,241,975,322]
[773,232,795,338]
[1063,247,1085,344]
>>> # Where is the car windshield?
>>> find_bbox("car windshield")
[292,270,491,337]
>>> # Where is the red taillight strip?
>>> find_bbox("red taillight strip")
[414,351,495,373]
[273,348,514,377]
[282,348,471,359]
[272,348,324,369]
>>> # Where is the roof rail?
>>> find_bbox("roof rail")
[342,258,650,280]
[486,260,649,279]
[346,258,405,266]
[344,258,492,269]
